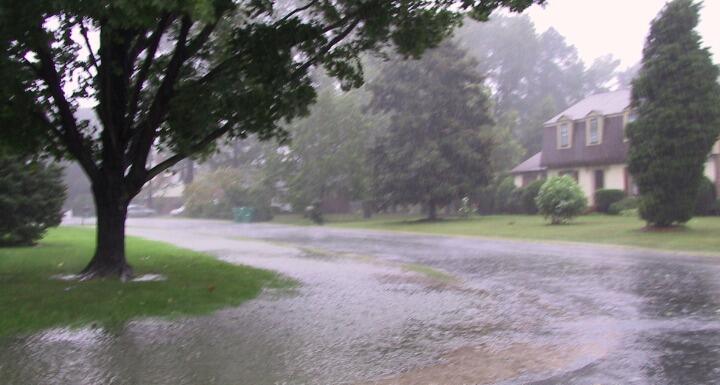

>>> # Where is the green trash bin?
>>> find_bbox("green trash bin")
[232,207,255,223]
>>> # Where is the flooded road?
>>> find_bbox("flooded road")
[2,218,720,384]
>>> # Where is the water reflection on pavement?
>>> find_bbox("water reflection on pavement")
[1,218,719,385]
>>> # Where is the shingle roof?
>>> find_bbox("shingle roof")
[510,152,545,174]
[545,89,631,125]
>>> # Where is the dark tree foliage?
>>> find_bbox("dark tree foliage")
[627,0,720,227]
[694,176,717,216]
[594,189,625,214]
[0,154,66,246]
[368,42,495,220]
[519,178,544,214]
[0,0,543,278]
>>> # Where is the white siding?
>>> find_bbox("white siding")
[548,164,627,205]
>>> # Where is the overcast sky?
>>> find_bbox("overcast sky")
[525,0,720,69]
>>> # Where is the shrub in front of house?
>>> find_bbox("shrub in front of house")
[594,189,626,213]
[519,179,545,215]
[694,176,717,216]
[474,184,496,215]
[535,176,587,224]
[494,177,521,213]
[607,196,639,216]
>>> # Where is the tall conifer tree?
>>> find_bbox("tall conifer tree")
[368,42,495,220]
[628,0,720,227]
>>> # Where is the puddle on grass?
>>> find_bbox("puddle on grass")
[1,253,523,385]
[50,274,167,282]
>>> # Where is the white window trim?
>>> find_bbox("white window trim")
[556,119,573,149]
[585,113,603,146]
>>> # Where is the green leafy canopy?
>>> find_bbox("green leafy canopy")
[1,0,544,198]
[368,41,496,215]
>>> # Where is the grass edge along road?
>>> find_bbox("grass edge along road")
[0,227,291,337]
[271,214,720,255]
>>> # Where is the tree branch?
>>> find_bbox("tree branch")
[31,31,99,180]
[96,22,137,163]
[186,19,219,56]
[127,16,193,186]
[279,0,319,23]
[79,20,99,72]
[191,13,358,89]
[291,17,362,79]
[145,120,234,181]
[126,14,173,128]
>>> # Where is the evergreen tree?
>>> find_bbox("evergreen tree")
[0,154,66,246]
[267,87,384,215]
[628,0,720,227]
[368,42,495,220]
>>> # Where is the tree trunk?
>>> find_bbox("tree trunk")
[362,200,373,219]
[80,185,133,281]
[427,201,437,220]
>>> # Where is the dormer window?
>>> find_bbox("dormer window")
[585,113,603,146]
[557,121,572,149]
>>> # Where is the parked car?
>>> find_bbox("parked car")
[127,204,156,217]
[170,206,185,216]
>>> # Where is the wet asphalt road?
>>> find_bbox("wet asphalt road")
[2,218,720,385]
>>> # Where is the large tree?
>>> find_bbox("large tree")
[368,42,495,220]
[0,0,543,279]
[455,16,620,153]
[627,0,720,227]
[264,85,384,213]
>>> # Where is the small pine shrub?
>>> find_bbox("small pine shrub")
[594,189,626,213]
[0,155,66,246]
[608,197,639,216]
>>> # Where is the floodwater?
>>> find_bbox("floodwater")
[1,218,720,385]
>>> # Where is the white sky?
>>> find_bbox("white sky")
[525,0,720,69]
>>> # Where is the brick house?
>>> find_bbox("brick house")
[510,89,720,205]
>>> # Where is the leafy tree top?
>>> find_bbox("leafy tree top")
[1,0,544,193]
[0,0,545,277]
[368,42,496,213]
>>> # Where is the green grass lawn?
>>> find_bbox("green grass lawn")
[0,227,289,337]
[272,213,720,254]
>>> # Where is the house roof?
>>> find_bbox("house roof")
[510,152,545,174]
[545,89,631,125]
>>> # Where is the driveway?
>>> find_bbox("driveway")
[2,218,719,385]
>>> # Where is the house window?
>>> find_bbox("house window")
[594,169,605,190]
[558,123,572,149]
[586,116,602,145]
[559,170,578,183]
